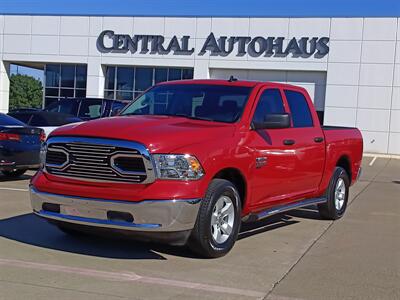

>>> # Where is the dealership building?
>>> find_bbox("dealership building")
[0,15,399,154]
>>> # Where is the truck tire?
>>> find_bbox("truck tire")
[318,166,350,220]
[188,179,241,258]
[1,169,27,178]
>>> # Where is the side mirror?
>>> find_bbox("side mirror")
[252,113,291,130]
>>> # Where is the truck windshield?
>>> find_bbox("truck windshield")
[120,84,252,123]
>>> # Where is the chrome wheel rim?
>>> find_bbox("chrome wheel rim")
[334,178,346,211]
[211,195,235,244]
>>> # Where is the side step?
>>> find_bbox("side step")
[243,197,327,222]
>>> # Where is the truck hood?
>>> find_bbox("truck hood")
[50,115,236,153]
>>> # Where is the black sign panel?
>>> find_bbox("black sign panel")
[97,31,329,57]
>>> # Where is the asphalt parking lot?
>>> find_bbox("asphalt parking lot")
[0,156,399,300]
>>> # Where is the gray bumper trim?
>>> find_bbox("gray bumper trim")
[30,187,201,232]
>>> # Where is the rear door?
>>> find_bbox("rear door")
[282,89,325,197]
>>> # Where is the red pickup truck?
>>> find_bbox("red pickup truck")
[30,79,363,257]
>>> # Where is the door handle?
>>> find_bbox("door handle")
[314,137,324,143]
[283,139,295,145]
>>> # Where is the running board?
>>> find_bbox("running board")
[243,197,327,222]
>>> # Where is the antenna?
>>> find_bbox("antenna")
[228,75,238,82]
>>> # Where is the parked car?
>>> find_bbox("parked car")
[0,113,45,178]
[30,79,363,257]
[44,98,129,120]
[9,98,129,137]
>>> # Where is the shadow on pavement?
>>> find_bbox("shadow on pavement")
[0,174,32,182]
[0,213,169,260]
[0,208,321,259]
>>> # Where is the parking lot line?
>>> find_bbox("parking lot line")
[0,258,266,299]
[0,187,28,192]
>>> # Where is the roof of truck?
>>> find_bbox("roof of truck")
[158,79,302,89]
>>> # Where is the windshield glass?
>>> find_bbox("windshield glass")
[120,84,252,123]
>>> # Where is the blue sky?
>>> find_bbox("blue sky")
[0,0,399,17]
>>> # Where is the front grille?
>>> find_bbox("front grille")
[45,137,155,184]
[46,150,68,166]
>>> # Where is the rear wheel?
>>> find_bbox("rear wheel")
[1,169,27,178]
[318,167,350,220]
[188,179,241,258]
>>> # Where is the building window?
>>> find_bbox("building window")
[104,66,193,101]
[44,64,87,107]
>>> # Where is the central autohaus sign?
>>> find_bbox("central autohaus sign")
[97,30,330,57]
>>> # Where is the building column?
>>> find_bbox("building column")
[0,60,10,113]
[86,57,104,98]
[193,60,209,79]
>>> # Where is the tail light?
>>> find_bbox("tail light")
[0,132,21,142]
[40,131,46,142]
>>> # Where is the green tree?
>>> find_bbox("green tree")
[9,74,43,110]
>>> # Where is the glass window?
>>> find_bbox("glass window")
[61,65,75,88]
[117,67,134,90]
[285,90,313,127]
[44,64,87,107]
[45,64,60,87]
[182,69,194,80]
[60,88,74,97]
[75,89,86,97]
[78,100,103,119]
[168,68,182,81]
[45,99,79,115]
[105,66,115,90]
[45,88,59,97]
[29,114,48,126]
[104,66,193,103]
[76,65,87,88]
[116,90,133,100]
[111,101,127,116]
[121,84,252,123]
[135,67,153,91]
[155,68,168,84]
[0,113,26,126]
[253,89,285,124]
[104,90,115,99]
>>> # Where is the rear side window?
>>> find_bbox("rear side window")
[78,100,103,119]
[253,89,285,124]
[285,90,313,127]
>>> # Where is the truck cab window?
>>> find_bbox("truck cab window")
[253,89,285,124]
[284,90,313,127]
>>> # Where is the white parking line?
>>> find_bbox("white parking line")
[0,258,265,299]
[0,187,29,192]
[369,156,377,166]
[0,187,28,192]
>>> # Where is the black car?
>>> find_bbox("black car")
[0,113,44,178]
[44,98,129,120]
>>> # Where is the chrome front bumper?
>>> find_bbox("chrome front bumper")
[30,187,201,233]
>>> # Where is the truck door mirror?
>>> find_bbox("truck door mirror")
[252,113,291,130]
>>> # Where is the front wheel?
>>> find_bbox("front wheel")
[318,167,350,220]
[188,179,241,258]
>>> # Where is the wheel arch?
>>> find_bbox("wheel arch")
[212,167,247,209]
[336,155,352,182]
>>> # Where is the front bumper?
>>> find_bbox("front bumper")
[30,186,201,234]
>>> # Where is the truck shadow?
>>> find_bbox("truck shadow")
[0,208,321,259]
[0,174,32,182]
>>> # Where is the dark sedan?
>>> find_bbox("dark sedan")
[0,113,45,178]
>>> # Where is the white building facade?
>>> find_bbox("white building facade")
[0,15,399,154]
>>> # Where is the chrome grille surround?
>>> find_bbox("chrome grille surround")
[44,136,155,184]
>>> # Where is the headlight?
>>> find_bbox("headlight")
[153,154,204,180]
[39,143,47,169]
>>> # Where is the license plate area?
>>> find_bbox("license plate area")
[62,205,105,219]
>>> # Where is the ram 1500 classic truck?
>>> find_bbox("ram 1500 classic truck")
[30,79,363,257]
